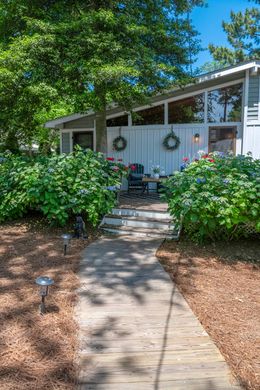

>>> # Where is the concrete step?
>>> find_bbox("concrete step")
[112,208,171,220]
[101,224,179,239]
[102,215,173,230]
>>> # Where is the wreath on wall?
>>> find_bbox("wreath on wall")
[112,135,127,152]
[163,129,180,151]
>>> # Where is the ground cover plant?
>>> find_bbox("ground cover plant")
[0,149,125,226]
[163,153,260,242]
[0,217,99,390]
[157,238,260,390]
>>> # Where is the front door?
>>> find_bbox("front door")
[73,131,94,151]
[208,126,236,154]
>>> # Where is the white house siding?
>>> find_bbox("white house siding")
[243,73,260,158]
[107,125,208,175]
[247,75,259,121]
[243,125,260,159]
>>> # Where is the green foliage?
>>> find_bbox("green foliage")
[0,149,126,226]
[209,3,260,65]
[198,60,229,74]
[0,0,205,152]
[163,154,260,242]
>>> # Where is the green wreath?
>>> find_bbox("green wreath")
[112,135,127,152]
[163,131,180,151]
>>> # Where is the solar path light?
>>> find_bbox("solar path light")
[35,276,54,315]
[61,233,72,255]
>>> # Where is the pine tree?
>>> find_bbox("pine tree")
[209,1,260,65]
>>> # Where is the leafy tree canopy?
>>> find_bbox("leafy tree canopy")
[0,0,204,152]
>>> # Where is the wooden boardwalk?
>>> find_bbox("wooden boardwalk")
[76,236,240,390]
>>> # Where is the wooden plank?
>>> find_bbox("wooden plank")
[76,236,241,389]
[79,378,240,390]
[79,361,232,383]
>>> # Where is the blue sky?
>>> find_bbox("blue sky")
[192,0,253,68]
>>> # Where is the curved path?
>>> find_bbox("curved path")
[76,236,241,390]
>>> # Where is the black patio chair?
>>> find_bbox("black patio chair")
[127,163,147,193]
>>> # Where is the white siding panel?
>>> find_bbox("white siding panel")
[107,125,208,175]
[243,125,260,159]
[247,75,260,121]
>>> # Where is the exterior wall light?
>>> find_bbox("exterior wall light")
[35,276,54,315]
[194,133,200,143]
[61,233,72,255]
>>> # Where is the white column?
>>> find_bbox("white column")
[164,102,168,125]
[128,113,132,127]
[242,70,249,155]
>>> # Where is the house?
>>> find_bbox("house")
[45,60,260,175]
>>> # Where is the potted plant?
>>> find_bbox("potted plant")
[151,164,161,179]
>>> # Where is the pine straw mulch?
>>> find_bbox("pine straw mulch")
[0,216,100,390]
[157,237,260,390]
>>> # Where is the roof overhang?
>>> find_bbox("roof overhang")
[45,60,260,128]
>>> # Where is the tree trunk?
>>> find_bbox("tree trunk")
[95,109,107,154]
[95,86,107,154]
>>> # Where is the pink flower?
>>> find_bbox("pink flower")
[208,159,215,163]
[130,164,136,171]
[106,157,115,161]
[117,158,123,162]
[182,157,189,162]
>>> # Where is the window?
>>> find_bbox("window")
[208,126,236,154]
[168,94,204,124]
[73,131,93,150]
[207,83,242,123]
[132,104,164,126]
[106,114,128,127]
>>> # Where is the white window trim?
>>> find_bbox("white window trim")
[105,78,244,124]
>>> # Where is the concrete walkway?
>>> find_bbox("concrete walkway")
[76,236,241,390]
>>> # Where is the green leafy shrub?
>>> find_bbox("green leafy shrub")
[0,149,126,226]
[163,153,260,242]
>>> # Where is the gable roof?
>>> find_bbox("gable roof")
[45,60,260,128]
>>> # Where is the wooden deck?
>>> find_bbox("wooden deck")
[76,236,241,389]
[119,191,168,212]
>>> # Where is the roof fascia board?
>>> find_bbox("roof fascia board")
[198,61,259,83]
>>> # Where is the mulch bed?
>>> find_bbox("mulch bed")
[0,216,99,390]
[157,238,260,390]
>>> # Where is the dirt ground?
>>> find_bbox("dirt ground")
[0,216,99,390]
[157,238,260,390]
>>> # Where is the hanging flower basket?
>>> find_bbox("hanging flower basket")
[112,135,127,152]
[163,131,180,151]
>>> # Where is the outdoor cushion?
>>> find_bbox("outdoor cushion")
[129,173,144,181]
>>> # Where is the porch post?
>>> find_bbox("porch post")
[164,102,168,125]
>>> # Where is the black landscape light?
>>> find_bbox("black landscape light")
[61,233,72,255]
[35,276,54,315]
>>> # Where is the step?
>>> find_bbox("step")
[112,208,171,220]
[101,224,179,239]
[102,215,173,230]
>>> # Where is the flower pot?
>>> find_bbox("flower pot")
[154,173,160,179]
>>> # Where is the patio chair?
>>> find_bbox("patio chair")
[127,163,147,193]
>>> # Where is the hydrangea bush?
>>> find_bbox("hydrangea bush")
[0,149,126,226]
[163,153,260,242]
